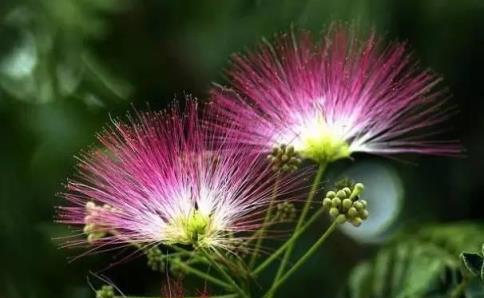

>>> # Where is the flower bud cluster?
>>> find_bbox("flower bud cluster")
[96,285,115,298]
[146,246,165,271]
[273,201,297,222]
[267,144,302,173]
[322,183,368,227]
[170,256,188,277]
[84,201,117,244]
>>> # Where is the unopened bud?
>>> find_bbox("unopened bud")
[343,187,352,196]
[96,285,115,298]
[332,197,341,208]
[359,209,369,220]
[329,207,339,217]
[322,198,332,208]
[353,201,363,211]
[335,214,347,224]
[324,181,369,227]
[267,143,302,173]
[342,199,352,210]
[347,207,358,218]
[350,183,365,200]
[350,217,363,227]
[354,183,364,192]
[274,202,296,222]
[170,257,188,277]
[336,190,347,199]
[146,246,164,271]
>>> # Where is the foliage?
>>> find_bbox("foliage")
[461,244,484,283]
[0,0,131,104]
[344,223,484,298]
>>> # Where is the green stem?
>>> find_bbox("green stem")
[252,205,326,276]
[273,163,326,282]
[264,222,338,297]
[249,173,281,268]
[174,260,232,290]
[171,246,210,265]
[202,250,250,298]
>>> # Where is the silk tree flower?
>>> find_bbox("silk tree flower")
[57,100,303,253]
[209,25,461,164]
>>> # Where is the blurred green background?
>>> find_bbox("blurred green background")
[1,0,483,297]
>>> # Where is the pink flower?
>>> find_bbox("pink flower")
[209,25,461,163]
[58,99,302,252]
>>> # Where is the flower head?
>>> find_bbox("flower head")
[58,99,301,252]
[210,25,461,163]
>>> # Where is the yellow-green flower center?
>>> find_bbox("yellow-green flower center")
[281,114,351,163]
[299,128,350,163]
[166,209,214,247]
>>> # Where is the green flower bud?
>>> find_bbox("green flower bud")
[325,181,369,226]
[267,143,302,173]
[170,257,187,277]
[96,285,115,298]
[350,217,363,227]
[350,183,365,200]
[336,190,347,199]
[347,207,358,218]
[332,197,341,208]
[322,198,332,208]
[335,214,347,224]
[342,199,352,210]
[354,183,365,192]
[343,187,352,196]
[329,207,339,217]
[146,246,164,272]
[274,201,297,222]
[353,201,363,211]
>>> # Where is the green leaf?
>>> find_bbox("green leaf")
[466,278,484,297]
[344,222,484,298]
[481,259,484,282]
[461,252,483,276]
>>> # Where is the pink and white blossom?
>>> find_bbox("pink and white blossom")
[210,25,461,163]
[58,100,302,252]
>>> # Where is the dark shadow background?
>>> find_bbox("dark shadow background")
[0,0,483,297]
